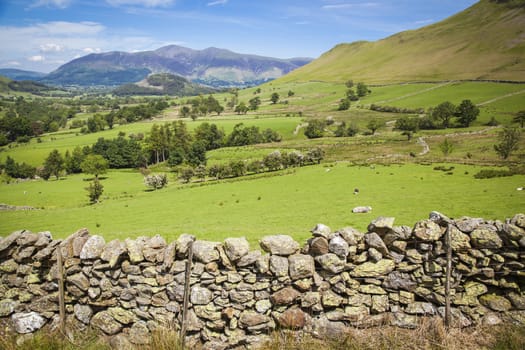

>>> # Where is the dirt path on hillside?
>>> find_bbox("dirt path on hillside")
[293,123,308,135]
[417,126,500,155]
[476,89,525,106]
[375,81,456,105]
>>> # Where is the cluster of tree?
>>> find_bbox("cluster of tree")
[424,100,480,129]
[338,81,370,110]
[2,156,36,179]
[144,173,168,190]
[305,118,385,139]
[146,121,281,167]
[370,104,425,114]
[177,148,325,183]
[105,100,169,125]
[0,97,75,144]
[180,95,224,119]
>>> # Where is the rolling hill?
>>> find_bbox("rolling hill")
[112,73,216,96]
[42,45,312,88]
[279,0,525,84]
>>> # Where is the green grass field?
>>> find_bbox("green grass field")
[1,163,523,246]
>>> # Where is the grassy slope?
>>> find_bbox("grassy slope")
[278,0,525,84]
[1,163,523,246]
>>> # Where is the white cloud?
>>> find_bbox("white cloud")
[82,47,102,54]
[4,61,22,66]
[106,0,175,7]
[40,43,64,52]
[414,19,434,25]
[30,0,71,9]
[207,0,228,6]
[28,55,45,62]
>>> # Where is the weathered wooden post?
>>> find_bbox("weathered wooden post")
[180,241,194,349]
[56,247,66,334]
[445,224,452,328]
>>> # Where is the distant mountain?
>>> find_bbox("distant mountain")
[0,69,47,81]
[113,73,216,96]
[42,45,313,88]
[279,0,525,84]
[0,75,57,95]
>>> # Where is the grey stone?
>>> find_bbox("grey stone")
[329,236,350,258]
[175,233,195,258]
[255,299,272,313]
[311,223,331,238]
[125,237,145,263]
[368,216,395,233]
[0,230,24,253]
[270,255,289,277]
[224,237,250,262]
[12,312,46,334]
[511,213,525,228]
[383,271,417,291]
[0,299,18,317]
[390,312,418,328]
[238,311,270,328]
[288,254,314,280]
[91,311,123,335]
[337,227,364,245]
[365,232,389,255]
[74,304,93,324]
[455,217,484,233]
[311,315,348,339]
[352,206,372,213]
[100,239,126,268]
[238,250,262,267]
[79,235,105,260]
[68,273,90,291]
[192,240,220,263]
[128,321,150,345]
[191,286,213,305]
[405,302,435,315]
[260,235,299,256]
[449,226,471,251]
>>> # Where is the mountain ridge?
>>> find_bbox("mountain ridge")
[41,45,313,88]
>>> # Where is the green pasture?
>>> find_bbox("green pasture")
[0,116,303,166]
[1,163,523,247]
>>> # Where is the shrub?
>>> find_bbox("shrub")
[145,173,169,189]
[86,178,104,203]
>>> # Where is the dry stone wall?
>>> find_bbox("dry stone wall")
[0,212,524,349]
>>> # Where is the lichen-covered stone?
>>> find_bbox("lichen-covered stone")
[315,253,345,273]
[351,259,395,278]
[288,254,314,280]
[413,220,443,241]
[480,294,512,312]
[0,299,18,317]
[365,232,389,255]
[125,237,145,263]
[238,311,270,328]
[260,235,299,256]
[471,227,503,249]
[91,311,123,335]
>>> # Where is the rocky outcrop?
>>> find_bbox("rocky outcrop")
[0,213,524,348]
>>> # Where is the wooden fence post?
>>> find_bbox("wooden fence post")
[180,241,194,349]
[56,247,66,335]
[445,224,452,328]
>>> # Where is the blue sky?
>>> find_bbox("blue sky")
[0,0,478,73]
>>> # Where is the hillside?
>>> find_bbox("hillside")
[42,45,312,88]
[0,69,46,81]
[279,0,525,84]
[112,73,216,96]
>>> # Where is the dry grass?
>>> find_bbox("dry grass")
[259,320,525,350]
[0,320,523,350]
